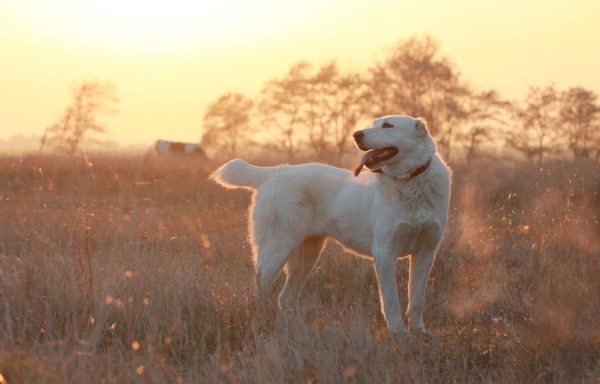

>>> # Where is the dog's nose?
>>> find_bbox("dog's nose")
[353,131,364,140]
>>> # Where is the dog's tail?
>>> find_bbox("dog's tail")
[210,159,275,190]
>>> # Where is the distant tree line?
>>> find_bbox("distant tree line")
[201,35,600,164]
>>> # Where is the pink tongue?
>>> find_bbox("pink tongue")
[354,150,375,177]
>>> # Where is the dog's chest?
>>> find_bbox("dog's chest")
[392,220,435,255]
[384,182,441,223]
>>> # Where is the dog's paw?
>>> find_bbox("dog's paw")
[387,323,410,337]
[411,327,433,342]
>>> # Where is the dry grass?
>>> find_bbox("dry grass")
[0,153,599,383]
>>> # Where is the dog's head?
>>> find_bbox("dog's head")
[353,115,436,177]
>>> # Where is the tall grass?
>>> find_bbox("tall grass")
[0,154,598,383]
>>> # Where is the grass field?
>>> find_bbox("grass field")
[0,154,599,383]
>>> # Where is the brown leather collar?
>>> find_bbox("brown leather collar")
[371,158,432,180]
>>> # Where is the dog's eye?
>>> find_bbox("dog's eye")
[382,122,393,129]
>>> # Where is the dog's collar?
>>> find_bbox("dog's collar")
[371,158,432,181]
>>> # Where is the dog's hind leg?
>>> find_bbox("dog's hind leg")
[255,237,298,291]
[278,236,326,310]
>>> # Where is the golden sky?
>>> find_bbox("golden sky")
[1,0,599,145]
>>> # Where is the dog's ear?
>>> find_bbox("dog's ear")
[415,118,429,137]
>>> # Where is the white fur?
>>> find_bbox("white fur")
[210,115,451,334]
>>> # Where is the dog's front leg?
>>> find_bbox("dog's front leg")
[406,247,436,334]
[373,246,406,334]
[406,222,443,334]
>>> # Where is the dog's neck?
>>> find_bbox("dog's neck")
[372,158,432,181]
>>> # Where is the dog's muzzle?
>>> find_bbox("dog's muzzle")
[353,131,369,151]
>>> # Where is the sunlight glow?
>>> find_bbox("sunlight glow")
[2,1,599,145]
[5,0,319,53]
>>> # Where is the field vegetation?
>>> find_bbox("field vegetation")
[0,153,598,383]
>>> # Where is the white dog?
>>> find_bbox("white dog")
[210,115,451,334]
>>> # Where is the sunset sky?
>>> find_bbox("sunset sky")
[1,0,599,145]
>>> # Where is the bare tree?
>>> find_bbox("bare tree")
[258,62,368,162]
[201,93,253,158]
[258,62,312,161]
[506,85,560,163]
[302,63,334,159]
[41,80,118,155]
[457,90,512,163]
[559,87,600,159]
[300,62,368,161]
[367,36,470,160]
[327,69,369,161]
